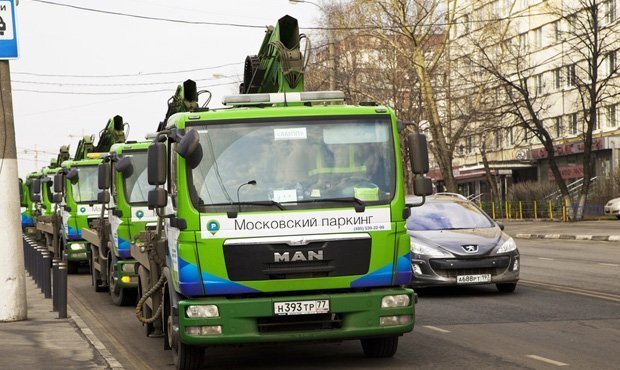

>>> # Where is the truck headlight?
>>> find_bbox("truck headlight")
[186,305,219,318]
[70,244,84,251]
[381,294,410,308]
[497,237,517,254]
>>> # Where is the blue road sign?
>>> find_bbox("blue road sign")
[0,0,17,59]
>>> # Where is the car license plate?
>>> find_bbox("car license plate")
[457,274,492,284]
[273,300,330,316]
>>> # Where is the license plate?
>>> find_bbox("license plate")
[273,299,330,316]
[457,274,492,284]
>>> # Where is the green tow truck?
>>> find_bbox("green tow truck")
[83,140,155,305]
[135,16,433,369]
[58,116,127,273]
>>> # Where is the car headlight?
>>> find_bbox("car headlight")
[497,237,517,254]
[410,238,452,257]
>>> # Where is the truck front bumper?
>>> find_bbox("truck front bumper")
[178,287,415,346]
[116,260,138,289]
[66,242,89,261]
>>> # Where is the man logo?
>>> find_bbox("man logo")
[274,250,323,262]
[462,245,478,253]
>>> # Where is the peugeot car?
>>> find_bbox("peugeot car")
[406,193,519,293]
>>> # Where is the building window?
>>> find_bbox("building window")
[596,108,603,130]
[494,130,502,149]
[606,0,617,24]
[507,127,514,145]
[532,27,543,48]
[466,136,473,153]
[566,64,577,86]
[518,33,527,50]
[554,68,562,89]
[608,104,618,127]
[555,117,562,138]
[536,73,544,94]
[570,113,579,134]
[567,14,577,34]
[462,15,471,34]
[553,21,561,42]
[609,50,617,75]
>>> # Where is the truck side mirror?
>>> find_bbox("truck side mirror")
[31,179,41,195]
[413,175,434,196]
[148,188,167,209]
[115,156,133,178]
[408,133,430,175]
[97,190,110,204]
[148,142,167,186]
[19,179,24,206]
[52,193,63,204]
[53,173,64,193]
[176,129,200,158]
[66,168,79,183]
[98,162,111,190]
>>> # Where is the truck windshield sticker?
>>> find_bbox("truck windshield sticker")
[274,127,307,140]
[272,189,297,202]
[200,208,391,238]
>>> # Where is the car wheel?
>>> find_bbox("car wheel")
[361,336,399,358]
[496,282,517,293]
[616,215,620,220]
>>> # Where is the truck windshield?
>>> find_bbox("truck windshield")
[71,165,98,204]
[122,151,152,205]
[187,117,396,212]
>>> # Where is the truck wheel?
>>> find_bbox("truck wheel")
[361,336,399,358]
[67,261,79,274]
[109,254,136,306]
[164,284,205,369]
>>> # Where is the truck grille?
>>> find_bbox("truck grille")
[223,238,371,281]
[257,313,343,333]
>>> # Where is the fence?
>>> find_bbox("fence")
[478,199,607,221]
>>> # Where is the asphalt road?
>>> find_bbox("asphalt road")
[68,238,620,369]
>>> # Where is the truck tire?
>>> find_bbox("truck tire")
[109,254,136,306]
[165,283,205,369]
[361,336,399,358]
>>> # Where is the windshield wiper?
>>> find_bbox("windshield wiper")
[224,200,286,218]
[297,197,366,213]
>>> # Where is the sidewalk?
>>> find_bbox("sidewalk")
[0,275,121,369]
[503,220,620,242]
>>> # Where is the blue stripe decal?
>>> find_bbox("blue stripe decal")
[351,262,393,288]
[68,226,82,240]
[118,237,131,259]
[178,257,204,297]
[21,214,34,228]
[200,272,260,296]
[394,253,413,285]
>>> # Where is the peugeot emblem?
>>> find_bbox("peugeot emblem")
[462,245,478,253]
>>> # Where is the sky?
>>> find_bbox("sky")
[10,0,322,177]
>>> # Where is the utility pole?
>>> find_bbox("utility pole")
[0,0,26,322]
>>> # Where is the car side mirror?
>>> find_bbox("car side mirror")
[148,188,168,209]
[496,221,505,231]
[413,176,434,196]
[97,190,110,204]
[52,193,63,204]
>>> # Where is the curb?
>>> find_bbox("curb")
[515,233,620,242]
[68,307,124,369]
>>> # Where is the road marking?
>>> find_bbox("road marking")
[538,257,554,261]
[521,280,620,303]
[599,263,620,267]
[526,355,569,366]
[423,325,451,333]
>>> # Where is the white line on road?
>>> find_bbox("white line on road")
[422,325,451,333]
[599,263,620,267]
[526,355,569,366]
[538,257,555,260]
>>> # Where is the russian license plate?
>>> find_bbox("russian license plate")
[457,274,492,284]
[273,299,330,316]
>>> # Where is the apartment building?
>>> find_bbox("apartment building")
[440,0,620,200]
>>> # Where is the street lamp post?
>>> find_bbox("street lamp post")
[289,0,336,90]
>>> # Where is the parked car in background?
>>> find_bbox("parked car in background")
[406,193,520,293]
[604,197,620,219]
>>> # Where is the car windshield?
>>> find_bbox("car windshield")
[70,165,98,203]
[407,200,494,231]
[122,151,153,205]
[187,117,396,212]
